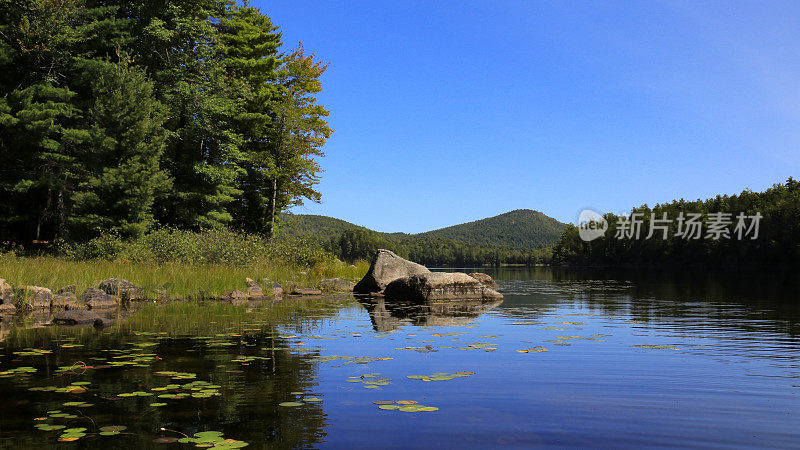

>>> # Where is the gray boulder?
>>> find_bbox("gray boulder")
[353,249,430,294]
[82,287,117,309]
[468,273,498,289]
[384,272,503,302]
[321,278,356,292]
[0,278,13,304]
[15,286,52,309]
[99,278,143,300]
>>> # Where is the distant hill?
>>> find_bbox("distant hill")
[278,209,567,250]
[277,214,373,242]
[418,209,567,249]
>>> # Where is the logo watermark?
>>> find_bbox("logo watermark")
[576,210,762,242]
[577,209,608,242]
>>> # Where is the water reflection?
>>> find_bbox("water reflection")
[358,298,502,331]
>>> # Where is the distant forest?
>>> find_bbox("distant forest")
[280,210,564,266]
[552,178,800,267]
[0,0,329,244]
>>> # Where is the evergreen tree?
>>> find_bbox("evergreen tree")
[69,58,171,239]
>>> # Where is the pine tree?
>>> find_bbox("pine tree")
[69,57,171,239]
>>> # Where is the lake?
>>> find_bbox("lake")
[1,267,799,448]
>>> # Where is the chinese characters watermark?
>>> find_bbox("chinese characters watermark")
[577,210,762,242]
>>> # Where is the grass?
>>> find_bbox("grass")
[0,253,369,300]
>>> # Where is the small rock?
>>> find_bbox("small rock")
[245,278,265,299]
[57,284,76,295]
[290,288,323,296]
[15,286,52,309]
[320,278,356,292]
[99,278,143,300]
[0,303,16,314]
[82,287,117,309]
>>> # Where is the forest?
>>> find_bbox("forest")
[0,0,330,246]
[551,178,800,267]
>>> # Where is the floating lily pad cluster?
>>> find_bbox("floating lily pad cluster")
[395,346,437,353]
[279,395,323,407]
[346,373,391,388]
[517,347,548,353]
[177,431,249,448]
[45,409,78,419]
[63,400,93,407]
[314,355,394,366]
[57,427,88,442]
[14,348,52,357]
[152,380,222,399]
[439,342,498,351]
[0,366,37,377]
[632,344,679,350]
[373,400,439,412]
[99,425,127,436]
[155,370,197,380]
[232,355,269,364]
[547,334,608,345]
[406,371,475,382]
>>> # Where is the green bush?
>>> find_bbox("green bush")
[58,229,336,267]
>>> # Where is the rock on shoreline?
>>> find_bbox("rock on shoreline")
[353,249,503,301]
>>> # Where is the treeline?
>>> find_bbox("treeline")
[327,229,552,267]
[552,178,800,267]
[0,0,330,245]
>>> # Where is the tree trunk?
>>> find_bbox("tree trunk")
[267,177,277,240]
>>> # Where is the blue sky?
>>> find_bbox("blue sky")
[255,0,800,233]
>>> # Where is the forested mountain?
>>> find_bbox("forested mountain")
[278,210,566,266]
[419,209,567,249]
[551,178,800,267]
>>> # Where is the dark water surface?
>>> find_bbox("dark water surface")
[1,268,799,448]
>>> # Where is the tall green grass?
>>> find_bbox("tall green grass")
[0,253,369,300]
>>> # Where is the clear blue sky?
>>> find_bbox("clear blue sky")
[255,0,800,233]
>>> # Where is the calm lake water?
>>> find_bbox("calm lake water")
[1,268,799,448]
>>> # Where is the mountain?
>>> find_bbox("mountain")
[278,209,567,250]
[418,209,567,249]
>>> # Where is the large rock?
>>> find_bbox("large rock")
[321,278,356,292]
[353,249,430,294]
[15,286,52,309]
[468,272,498,289]
[82,287,117,309]
[99,278,143,300]
[384,272,503,302]
[0,279,13,304]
